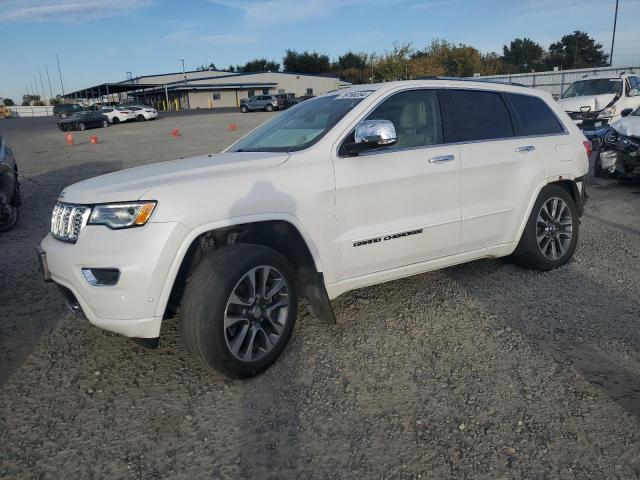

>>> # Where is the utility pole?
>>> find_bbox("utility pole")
[45,65,54,99]
[32,77,40,99]
[610,0,619,66]
[55,54,65,97]
[181,57,187,84]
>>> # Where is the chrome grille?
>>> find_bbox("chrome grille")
[51,202,91,243]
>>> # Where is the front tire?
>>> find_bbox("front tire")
[182,244,298,378]
[112,117,120,124]
[512,184,579,271]
[137,114,145,121]
[78,123,85,131]
[265,104,274,112]
[102,120,108,128]
[240,105,248,113]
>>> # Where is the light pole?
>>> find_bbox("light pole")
[45,65,54,100]
[610,0,619,66]
[38,70,47,104]
[181,57,187,84]
[55,54,65,97]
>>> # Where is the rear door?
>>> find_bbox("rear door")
[440,89,546,252]
[334,88,461,278]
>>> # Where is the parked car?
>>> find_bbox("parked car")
[557,73,640,131]
[128,105,159,121]
[53,103,87,119]
[240,94,281,112]
[274,93,296,109]
[593,105,640,181]
[57,111,109,131]
[39,80,589,378]
[0,134,20,232]
[291,94,315,105]
[98,107,135,124]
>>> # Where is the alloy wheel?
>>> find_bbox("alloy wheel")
[536,197,573,260]
[223,265,290,362]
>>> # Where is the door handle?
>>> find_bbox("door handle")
[515,145,535,153]
[429,154,455,163]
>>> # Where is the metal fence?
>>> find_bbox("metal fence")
[472,66,639,98]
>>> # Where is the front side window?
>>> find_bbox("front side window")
[561,79,623,99]
[507,93,565,136]
[441,89,514,143]
[364,89,443,150]
[229,94,367,152]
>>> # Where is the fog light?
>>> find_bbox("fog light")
[82,268,120,286]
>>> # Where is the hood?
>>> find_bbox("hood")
[61,151,290,204]
[611,115,640,138]
[557,93,617,113]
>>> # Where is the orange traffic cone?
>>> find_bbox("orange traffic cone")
[228,123,237,131]
[171,128,181,137]
[90,135,98,144]
[65,132,74,146]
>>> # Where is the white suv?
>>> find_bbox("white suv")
[38,80,589,378]
[557,73,640,130]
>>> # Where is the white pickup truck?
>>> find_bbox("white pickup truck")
[38,79,589,378]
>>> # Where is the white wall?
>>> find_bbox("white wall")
[6,106,54,117]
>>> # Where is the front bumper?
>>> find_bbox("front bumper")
[40,221,188,338]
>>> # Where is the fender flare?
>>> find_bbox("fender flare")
[153,213,326,318]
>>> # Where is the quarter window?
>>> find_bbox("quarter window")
[507,93,565,136]
[441,90,514,142]
[365,89,443,150]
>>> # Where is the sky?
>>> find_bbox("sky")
[1,0,639,103]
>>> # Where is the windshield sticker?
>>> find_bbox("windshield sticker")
[336,90,374,100]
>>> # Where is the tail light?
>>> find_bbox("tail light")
[583,140,592,157]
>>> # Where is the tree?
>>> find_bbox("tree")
[545,31,608,70]
[197,62,218,71]
[336,51,368,71]
[417,40,483,77]
[479,52,508,75]
[237,58,280,72]
[282,50,331,74]
[21,94,40,106]
[2,98,15,106]
[503,38,545,72]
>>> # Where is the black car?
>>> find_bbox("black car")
[275,93,296,109]
[58,111,109,131]
[53,103,87,118]
[0,134,20,232]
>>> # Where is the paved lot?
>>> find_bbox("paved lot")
[1,113,639,479]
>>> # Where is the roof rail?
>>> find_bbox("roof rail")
[415,76,527,87]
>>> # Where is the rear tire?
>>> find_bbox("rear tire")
[137,114,145,121]
[265,104,274,112]
[112,117,120,124]
[102,120,108,128]
[511,184,579,271]
[182,244,298,378]
[78,123,85,131]
[240,105,248,113]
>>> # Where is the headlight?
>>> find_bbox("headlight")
[89,201,156,229]
[598,106,616,119]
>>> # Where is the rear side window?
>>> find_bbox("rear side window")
[441,90,513,143]
[507,94,565,136]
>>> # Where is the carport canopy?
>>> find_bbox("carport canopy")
[64,82,161,100]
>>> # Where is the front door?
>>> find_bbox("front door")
[333,89,462,279]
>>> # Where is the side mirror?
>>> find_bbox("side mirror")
[344,119,397,155]
[621,108,633,117]
[629,88,640,97]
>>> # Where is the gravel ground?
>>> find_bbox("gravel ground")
[1,113,639,479]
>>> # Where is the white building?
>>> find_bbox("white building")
[126,69,351,109]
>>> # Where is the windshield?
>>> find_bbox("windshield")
[229,93,369,152]
[562,79,623,98]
